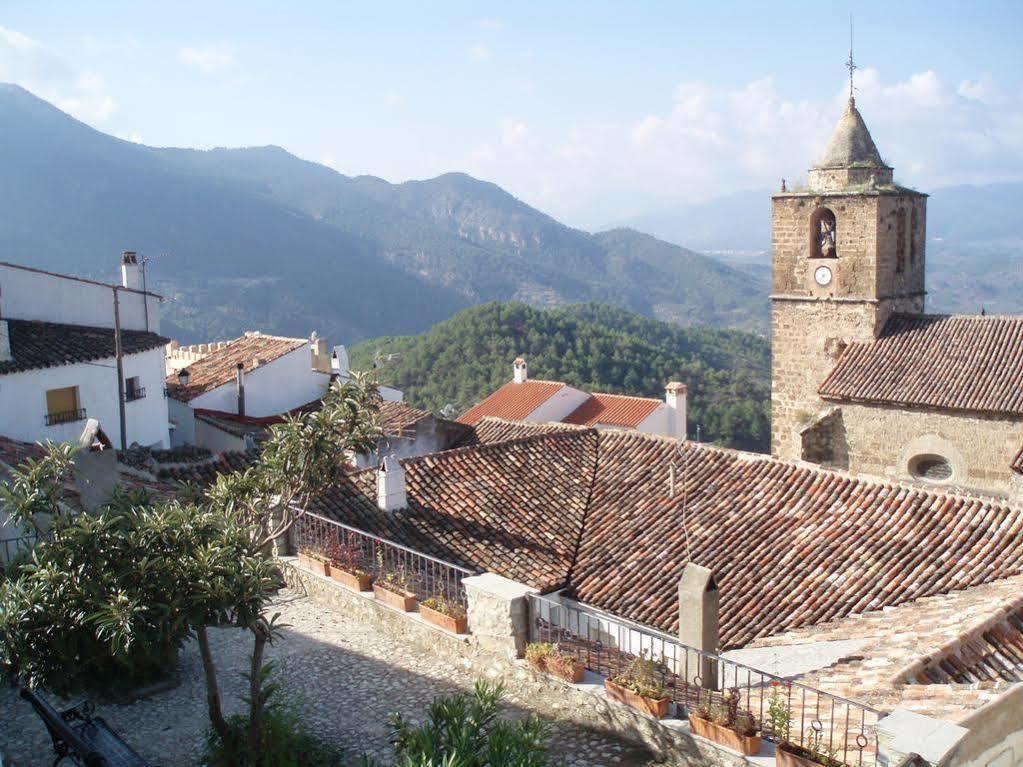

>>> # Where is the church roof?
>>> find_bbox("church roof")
[819,313,1023,416]
[813,98,889,170]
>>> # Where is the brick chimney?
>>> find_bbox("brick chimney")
[678,563,719,688]
[120,251,140,290]
[665,381,688,440]
[376,455,407,511]
[513,357,528,384]
[236,362,246,417]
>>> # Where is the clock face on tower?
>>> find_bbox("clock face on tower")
[814,265,833,287]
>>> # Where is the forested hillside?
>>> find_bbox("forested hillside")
[351,302,771,451]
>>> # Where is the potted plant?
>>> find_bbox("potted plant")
[687,688,761,755]
[604,653,670,719]
[768,685,844,767]
[525,642,585,683]
[372,552,418,611]
[297,546,329,576]
[419,595,469,634]
[325,535,373,591]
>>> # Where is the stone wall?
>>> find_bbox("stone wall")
[835,403,1023,496]
[284,561,750,766]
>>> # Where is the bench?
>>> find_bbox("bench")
[19,689,155,767]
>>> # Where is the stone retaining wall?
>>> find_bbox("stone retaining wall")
[284,559,752,766]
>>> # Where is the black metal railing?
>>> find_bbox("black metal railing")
[44,408,86,426]
[125,387,147,402]
[292,512,476,608]
[1,531,41,567]
[528,593,881,766]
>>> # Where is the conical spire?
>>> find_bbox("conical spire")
[814,97,888,170]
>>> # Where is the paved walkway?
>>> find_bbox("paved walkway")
[0,589,655,766]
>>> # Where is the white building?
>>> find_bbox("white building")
[0,256,170,449]
[166,332,333,448]
[457,358,688,440]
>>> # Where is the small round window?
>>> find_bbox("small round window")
[910,454,953,482]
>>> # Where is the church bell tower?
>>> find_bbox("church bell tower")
[770,96,928,461]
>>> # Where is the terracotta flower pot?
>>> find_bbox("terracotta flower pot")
[777,743,842,767]
[604,679,670,719]
[526,656,548,674]
[330,566,373,592]
[419,603,468,634]
[547,658,585,683]
[296,551,312,569]
[688,714,762,756]
[373,583,418,612]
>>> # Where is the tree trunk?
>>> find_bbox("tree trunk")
[247,621,270,764]
[197,626,230,742]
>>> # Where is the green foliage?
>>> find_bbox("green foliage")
[352,301,771,450]
[377,681,551,767]
[610,652,667,700]
[0,482,278,696]
[0,441,77,532]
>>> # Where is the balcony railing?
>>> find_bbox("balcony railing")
[529,593,882,767]
[1,531,43,567]
[44,408,86,426]
[125,387,147,402]
[292,512,476,609]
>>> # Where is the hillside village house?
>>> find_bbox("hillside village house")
[458,357,688,439]
[770,97,1023,499]
[288,95,1023,766]
[0,255,169,450]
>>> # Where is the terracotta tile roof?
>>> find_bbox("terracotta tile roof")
[456,380,566,425]
[820,313,1023,415]
[156,449,260,485]
[315,428,1023,650]
[1012,444,1023,475]
[469,417,585,445]
[0,435,47,467]
[0,319,167,375]
[166,333,309,402]
[563,393,662,427]
[378,401,432,436]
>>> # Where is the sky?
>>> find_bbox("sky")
[2,1,1022,229]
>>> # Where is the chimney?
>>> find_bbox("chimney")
[376,455,407,511]
[236,362,246,417]
[120,251,140,290]
[665,381,688,440]
[678,563,719,689]
[513,357,528,384]
[310,332,331,373]
[0,319,10,363]
[331,345,350,379]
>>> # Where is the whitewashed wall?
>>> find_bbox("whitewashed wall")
[0,347,169,448]
[0,263,160,333]
[528,386,590,423]
[168,398,196,447]
[194,418,247,454]
[188,346,330,418]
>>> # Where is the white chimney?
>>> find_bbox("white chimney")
[0,320,11,363]
[120,251,141,290]
[513,357,528,384]
[376,455,407,512]
[332,345,350,379]
[665,381,688,440]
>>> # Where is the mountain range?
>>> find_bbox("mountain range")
[0,84,768,344]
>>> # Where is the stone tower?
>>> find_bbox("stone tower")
[771,97,927,461]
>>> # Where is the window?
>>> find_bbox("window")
[125,376,145,401]
[895,208,907,274]
[909,454,953,482]
[45,386,85,426]
[809,207,837,259]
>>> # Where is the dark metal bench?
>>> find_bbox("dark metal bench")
[19,689,155,767]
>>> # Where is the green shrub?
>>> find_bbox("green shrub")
[200,703,345,767]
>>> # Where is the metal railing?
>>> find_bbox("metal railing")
[292,512,476,608]
[1,532,41,567]
[125,387,147,402]
[529,593,881,767]
[44,408,86,426]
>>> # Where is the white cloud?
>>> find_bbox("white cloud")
[468,42,492,61]
[179,44,238,74]
[0,25,117,122]
[464,70,1023,227]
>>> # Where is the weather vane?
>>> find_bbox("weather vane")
[845,13,857,101]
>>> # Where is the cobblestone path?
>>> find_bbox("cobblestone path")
[0,589,656,767]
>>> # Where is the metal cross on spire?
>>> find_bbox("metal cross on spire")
[845,13,857,102]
